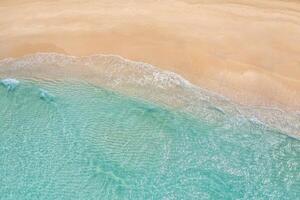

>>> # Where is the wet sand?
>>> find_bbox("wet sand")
[0,0,300,110]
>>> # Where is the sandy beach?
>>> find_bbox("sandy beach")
[1,0,300,110]
[1,1,300,197]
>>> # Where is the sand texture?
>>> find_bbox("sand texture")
[0,0,300,109]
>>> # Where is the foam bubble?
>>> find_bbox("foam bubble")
[39,89,54,102]
[1,78,20,91]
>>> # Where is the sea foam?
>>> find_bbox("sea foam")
[39,88,54,102]
[0,53,299,137]
[1,78,20,91]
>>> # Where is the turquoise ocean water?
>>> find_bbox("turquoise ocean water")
[0,53,299,199]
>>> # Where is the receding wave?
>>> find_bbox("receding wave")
[0,52,299,137]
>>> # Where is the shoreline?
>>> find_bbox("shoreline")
[1,52,299,137]
[1,0,300,110]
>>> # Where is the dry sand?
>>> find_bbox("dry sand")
[0,0,300,110]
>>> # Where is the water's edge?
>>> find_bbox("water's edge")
[0,52,299,138]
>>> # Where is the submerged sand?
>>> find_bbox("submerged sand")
[0,0,300,110]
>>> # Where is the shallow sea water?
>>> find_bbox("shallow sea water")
[0,53,299,199]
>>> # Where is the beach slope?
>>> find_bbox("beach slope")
[0,0,300,109]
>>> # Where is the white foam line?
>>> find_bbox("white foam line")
[0,52,229,100]
[1,52,299,138]
[1,52,299,113]
[0,52,298,111]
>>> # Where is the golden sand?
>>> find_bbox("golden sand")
[0,0,300,110]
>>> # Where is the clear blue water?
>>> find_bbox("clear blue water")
[0,78,299,199]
